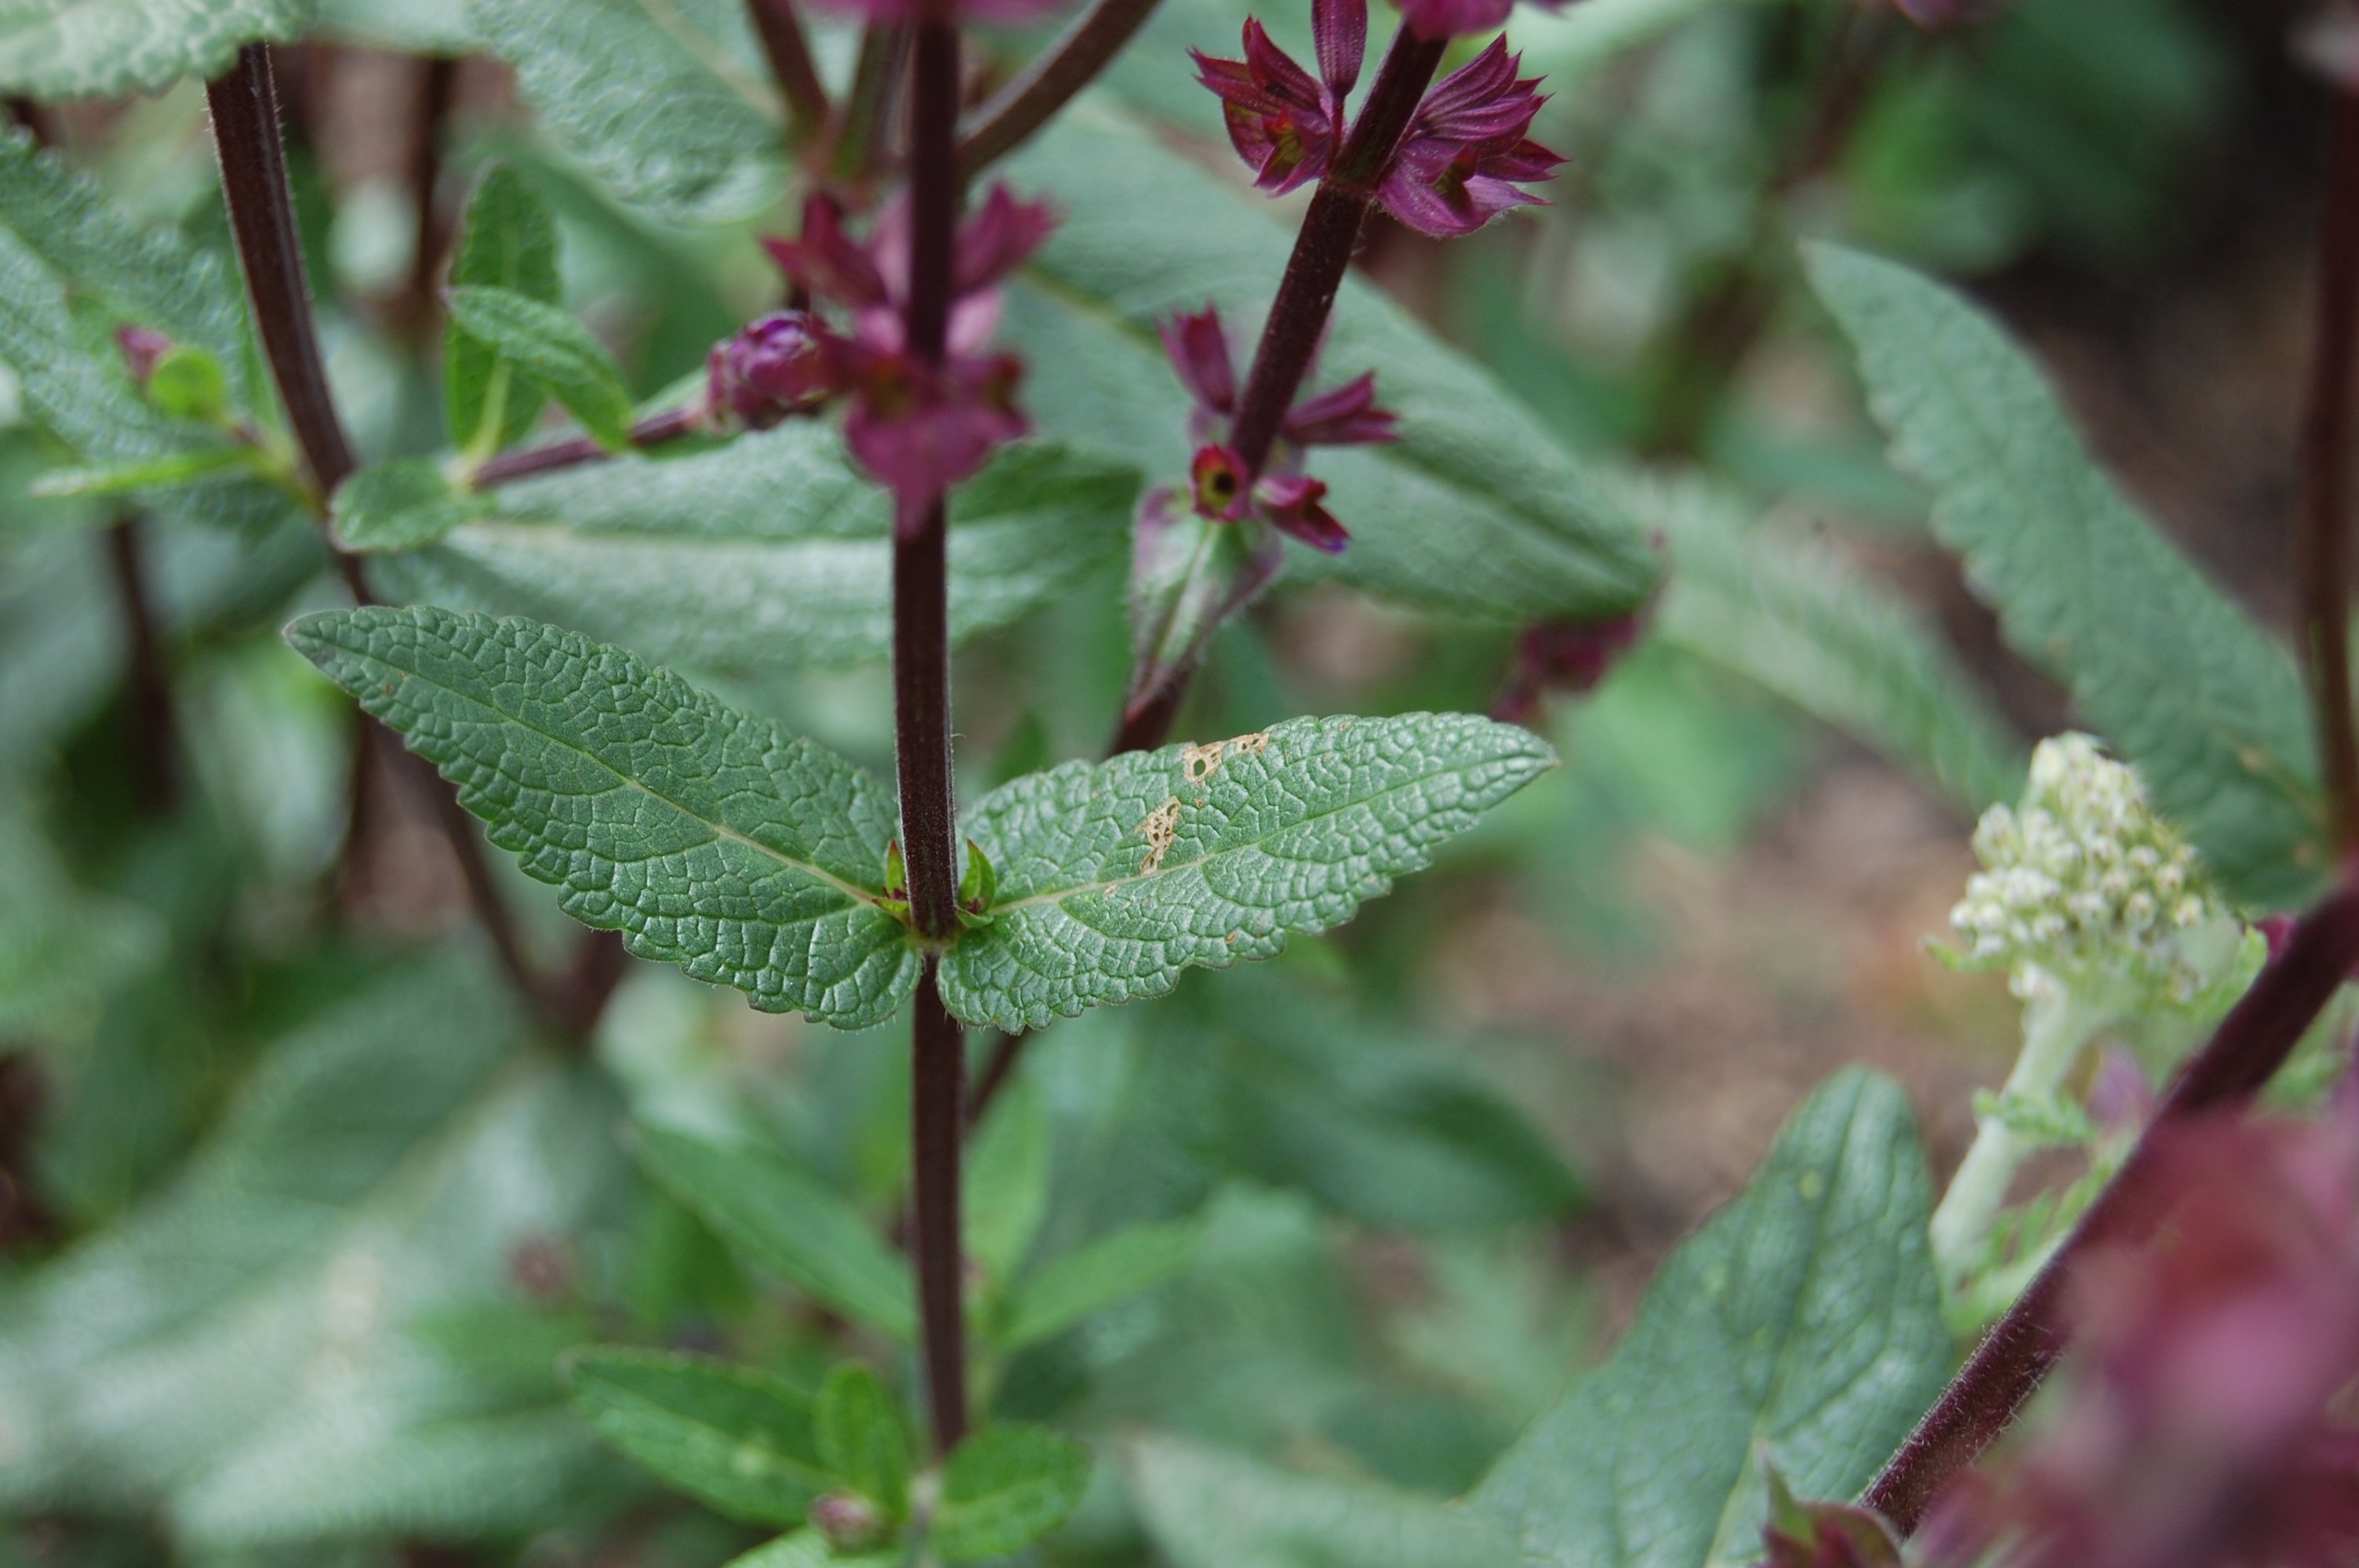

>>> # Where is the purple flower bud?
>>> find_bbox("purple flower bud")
[1494,612,1645,723]
[704,311,831,431]
[1160,307,1239,418]
[1394,0,1562,42]
[114,325,172,388]
[809,1491,889,1551]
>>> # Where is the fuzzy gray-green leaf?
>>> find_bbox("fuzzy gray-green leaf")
[370,430,1138,673]
[938,713,1556,1031]
[466,0,780,223]
[1129,1436,1514,1568]
[445,285,634,450]
[0,0,308,99]
[285,606,919,1027]
[1806,244,2324,906]
[564,1348,829,1526]
[1471,1069,1950,1568]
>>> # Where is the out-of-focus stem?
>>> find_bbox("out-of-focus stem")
[104,515,182,814]
[1863,885,2359,1533]
[2299,85,2359,855]
[399,55,458,330]
[471,406,703,488]
[750,0,833,143]
[832,25,909,184]
[955,0,1164,178]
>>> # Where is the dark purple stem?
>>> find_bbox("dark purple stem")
[105,516,181,813]
[898,12,971,1457]
[2301,87,2359,855]
[749,0,833,143]
[472,406,703,488]
[1863,884,2359,1532]
[399,55,458,331]
[832,25,909,184]
[956,0,1165,177]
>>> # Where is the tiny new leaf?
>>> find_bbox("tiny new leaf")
[930,1425,1092,1562]
[563,1348,829,1527]
[937,714,1557,1030]
[814,1364,912,1518]
[632,1124,918,1339]
[444,285,636,451]
[445,164,562,459]
[285,607,919,1027]
[1471,1070,1950,1568]
[1805,243,2324,906]
[332,459,478,553]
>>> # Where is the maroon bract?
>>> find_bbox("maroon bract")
[1494,611,1645,722]
[703,310,831,431]
[1194,0,1366,194]
[1377,38,1562,237]
[1158,303,1394,552]
[758,186,1056,521]
[1395,0,1560,42]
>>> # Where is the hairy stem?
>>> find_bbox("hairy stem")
[2300,86,2359,855]
[1926,981,2108,1297]
[1864,886,2359,1533]
[206,44,608,1039]
[956,0,1164,178]
[104,515,182,814]
[898,13,971,1456]
[749,0,833,143]
[471,406,703,488]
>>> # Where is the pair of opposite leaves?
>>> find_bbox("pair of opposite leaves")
[289,605,1555,1033]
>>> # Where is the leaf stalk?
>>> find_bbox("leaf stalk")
[2299,85,2359,855]
[749,0,834,143]
[955,0,1165,178]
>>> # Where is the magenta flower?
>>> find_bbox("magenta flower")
[1377,39,1563,238]
[1193,0,1365,194]
[703,311,831,431]
[1155,303,1394,553]
[758,186,1056,520]
[1198,14,1561,234]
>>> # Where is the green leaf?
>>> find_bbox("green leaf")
[372,430,1139,674]
[0,0,307,99]
[1172,970,1583,1232]
[445,285,636,450]
[1002,107,1659,624]
[331,457,479,552]
[284,606,920,1028]
[930,1425,1092,1562]
[563,1347,829,1526]
[27,444,261,499]
[631,1123,917,1338]
[965,1076,1051,1288]
[466,0,781,223]
[938,713,1556,1030]
[1805,243,2324,906]
[1635,473,2026,817]
[445,164,560,459]
[814,1364,911,1517]
[1001,1218,1202,1352]
[1126,1435,1514,1568]
[0,797,162,1039]
[1470,1069,1950,1568]
[0,132,294,535]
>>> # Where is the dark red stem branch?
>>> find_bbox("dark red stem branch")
[472,406,703,488]
[955,0,1164,177]
[832,25,909,185]
[749,0,833,143]
[206,45,612,1040]
[105,515,181,814]
[898,13,970,1457]
[2301,87,2359,855]
[399,55,458,331]
[1863,885,2359,1532]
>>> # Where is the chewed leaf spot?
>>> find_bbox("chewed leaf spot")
[1179,731,1272,788]
[1136,796,1182,874]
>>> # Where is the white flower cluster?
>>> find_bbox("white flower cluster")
[1948,734,2236,1004]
